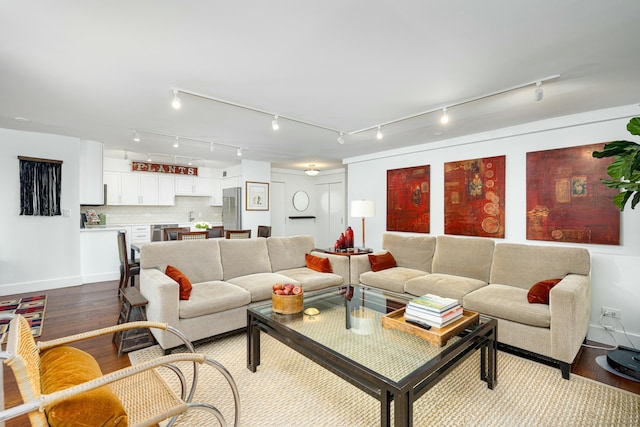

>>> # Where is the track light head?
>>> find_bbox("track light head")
[147,153,152,162]
[272,115,280,130]
[534,81,543,102]
[171,89,181,109]
[133,131,140,142]
[337,132,345,144]
[210,142,214,152]
[237,147,243,157]
[376,126,383,140]
[440,107,449,125]
[124,150,128,160]
[188,158,193,166]
[173,136,179,148]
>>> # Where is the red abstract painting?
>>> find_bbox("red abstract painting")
[526,143,620,245]
[387,165,430,233]
[444,156,505,238]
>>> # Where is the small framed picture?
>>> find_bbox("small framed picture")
[246,181,269,211]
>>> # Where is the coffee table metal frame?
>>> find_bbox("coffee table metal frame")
[247,285,497,427]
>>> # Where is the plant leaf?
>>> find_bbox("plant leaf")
[627,117,640,136]
[613,191,633,211]
[607,157,629,179]
[632,192,640,209]
[592,140,637,158]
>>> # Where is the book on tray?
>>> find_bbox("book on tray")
[407,294,459,313]
[405,294,463,328]
[405,305,463,328]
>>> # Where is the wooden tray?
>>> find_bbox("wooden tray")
[381,307,479,347]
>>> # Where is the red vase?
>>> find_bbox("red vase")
[339,233,346,249]
[345,226,354,248]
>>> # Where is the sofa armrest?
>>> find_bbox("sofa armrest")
[549,273,592,364]
[310,251,350,284]
[139,267,180,329]
[350,254,372,284]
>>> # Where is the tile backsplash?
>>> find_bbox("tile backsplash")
[82,196,223,225]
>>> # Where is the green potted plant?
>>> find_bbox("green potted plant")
[592,117,640,210]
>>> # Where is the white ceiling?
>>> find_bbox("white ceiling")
[2,1,640,172]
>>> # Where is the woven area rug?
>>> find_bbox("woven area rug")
[129,332,640,426]
[0,295,47,343]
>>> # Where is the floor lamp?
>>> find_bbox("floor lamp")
[351,200,375,250]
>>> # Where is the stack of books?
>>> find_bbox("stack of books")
[404,294,463,328]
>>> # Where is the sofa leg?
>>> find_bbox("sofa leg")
[560,362,570,380]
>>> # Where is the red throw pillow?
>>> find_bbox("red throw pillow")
[368,252,397,272]
[305,253,333,273]
[527,278,563,304]
[166,265,193,300]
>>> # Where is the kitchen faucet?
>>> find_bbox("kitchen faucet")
[189,211,195,222]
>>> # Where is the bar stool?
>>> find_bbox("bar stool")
[117,230,140,291]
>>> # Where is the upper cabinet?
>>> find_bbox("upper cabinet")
[79,140,104,205]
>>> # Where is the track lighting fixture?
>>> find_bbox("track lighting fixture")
[134,129,243,157]
[133,131,140,142]
[210,142,214,152]
[124,150,128,160]
[173,136,179,148]
[272,115,280,130]
[337,132,345,144]
[440,107,449,125]
[534,81,543,102]
[304,164,320,176]
[147,153,152,162]
[376,126,383,140]
[237,147,243,157]
[171,89,181,109]
[188,158,193,166]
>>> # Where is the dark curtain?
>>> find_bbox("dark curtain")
[19,159,62,216]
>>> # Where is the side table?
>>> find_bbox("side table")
[113,287,155,356]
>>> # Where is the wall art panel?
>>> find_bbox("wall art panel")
[526,143,619,245]
[387,165,430,233]
[444,155,505,238]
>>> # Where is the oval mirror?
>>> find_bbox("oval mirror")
[293,191,309,212]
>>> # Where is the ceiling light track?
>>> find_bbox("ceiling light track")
[133,129,245,152]
[172,88,346,135]
[348,74,561,136]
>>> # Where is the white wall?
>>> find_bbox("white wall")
[241,159,272,237]
[0,128,82,295]
[345,104,640,347]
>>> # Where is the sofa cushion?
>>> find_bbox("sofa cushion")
[432,235,495,283]
[219,238,272,280]
[305,253,333,273]
[527,278,563,304]
[490,243,590,290]
[267,236,315,272]
[359,267,428,294]
[405,273,487,304]
[277,267,344,291]
[227,273,300,302]
[368,252,396,272]
[40,346,128,427]
[179,281,251,319]
[141,239,223,283]
[463,284,551,328]
[381,233,437,272]
[165,265,192,300]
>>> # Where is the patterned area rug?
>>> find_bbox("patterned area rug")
[0,295,47,343]
[129,332,640,426]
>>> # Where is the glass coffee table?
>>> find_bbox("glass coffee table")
[247,285,497,427]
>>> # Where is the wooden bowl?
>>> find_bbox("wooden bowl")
[272,293,304,314]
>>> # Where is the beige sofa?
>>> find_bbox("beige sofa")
[139,236,348,350]
[350,233,591,378]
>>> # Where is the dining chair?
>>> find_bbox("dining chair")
[177,230,209,240]
[257,225,272,238]
[207,226,225,238]
[225,229,252,239]
[163,227,190,241]
[117,231,139,291]
[0,314,240,427]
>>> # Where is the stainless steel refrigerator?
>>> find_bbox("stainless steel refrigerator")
[223,187,242,231]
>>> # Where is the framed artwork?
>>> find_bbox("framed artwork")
[526,143,619,245]
[246,181,269,211]
[387,165,430,233]
[444,155,505,238]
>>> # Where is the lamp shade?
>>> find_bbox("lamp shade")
[351,200,375,218]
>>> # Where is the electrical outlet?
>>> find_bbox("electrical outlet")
[601,306,622,319]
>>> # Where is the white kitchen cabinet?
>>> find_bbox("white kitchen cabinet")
[175,176,213,196]
[210,178,223,205]
[104,171,123,205]
[158,175,175,205]
[120,173,161,205]
[130,225,151,245]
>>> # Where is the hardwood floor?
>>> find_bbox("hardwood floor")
[2,280,639,426]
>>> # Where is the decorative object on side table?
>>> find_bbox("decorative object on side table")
[351,199,375,250]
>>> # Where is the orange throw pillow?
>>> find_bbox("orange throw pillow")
[527,278,562,304]
[368,252,397,272]
[166,265,193,300]
[305,253,333,273]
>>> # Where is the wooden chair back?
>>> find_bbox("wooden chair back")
[225,229,252,239]
[257,225,272,238]
[207,226,225,238]
[163,227,189,241]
